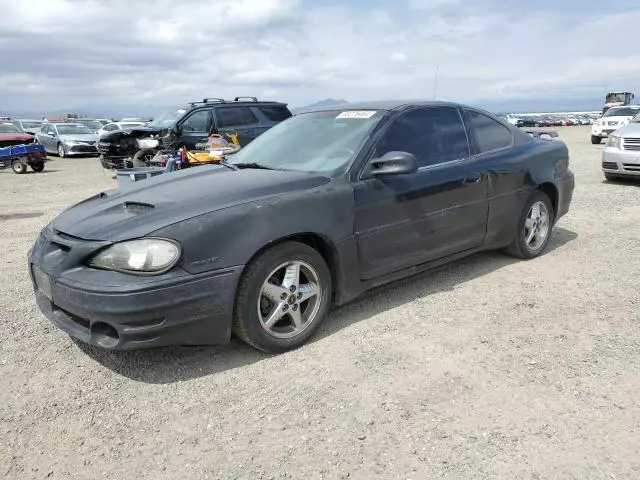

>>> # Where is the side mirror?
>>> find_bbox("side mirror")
[364,151,419,178]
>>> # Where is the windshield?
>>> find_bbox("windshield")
[0,123,21,133]
[228,110,384,174]
[147,109,185,129]
[604,107,640,117]
[75,120,103,130]
[57,124,93,135]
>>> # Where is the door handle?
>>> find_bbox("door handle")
[463,173,482,184]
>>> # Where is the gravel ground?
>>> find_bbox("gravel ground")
[2,127,639,480]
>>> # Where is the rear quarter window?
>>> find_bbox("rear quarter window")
[467,110,513,153]
[258,105,292,122]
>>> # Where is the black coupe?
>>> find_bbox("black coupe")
[28,101,574,353]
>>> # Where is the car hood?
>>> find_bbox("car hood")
[60,134,98,142]
[100,126,160,142]
[611,123,640,138]
[50,166,331,241]
[0,133,34,147]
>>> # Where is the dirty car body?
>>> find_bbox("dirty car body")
[29,101,574,352]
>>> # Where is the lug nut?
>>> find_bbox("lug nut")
[292,304,298,311]
[282,304,289,311]
[280,293,288,300]
[290,285,296,293]
[297,292,303,300]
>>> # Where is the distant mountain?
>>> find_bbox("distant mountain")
[293,98,349,113]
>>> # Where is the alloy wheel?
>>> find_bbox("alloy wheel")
[524,201,550,251]
[257,261,322,339]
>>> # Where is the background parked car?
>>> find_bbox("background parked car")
[72,119,105,133]
[0,121,35,147]
[97,121,147,139]
[591,105,640,144]
[12,119,44,135]
[35,123,98,157]
[601,112,640,180]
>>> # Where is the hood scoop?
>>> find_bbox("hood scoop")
[124,201,155,214]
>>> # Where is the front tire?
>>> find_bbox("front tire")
[233,242,332,353]
[604,172,620,182]
[591,135,602,145]
[30,162,45,172]
[11,160,26,174]
[504,191,555,259]
[57,143,66,157]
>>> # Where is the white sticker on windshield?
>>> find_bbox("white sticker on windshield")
[336,110,376,119]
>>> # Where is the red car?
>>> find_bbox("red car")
[0,122,34,148]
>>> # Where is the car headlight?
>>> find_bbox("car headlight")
[88,238,181,274]
[607,135,622,149]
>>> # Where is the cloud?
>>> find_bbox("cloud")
[0,0,639,113]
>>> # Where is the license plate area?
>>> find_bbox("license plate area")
[32,265,53,301]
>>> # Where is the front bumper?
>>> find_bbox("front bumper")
[28,228,242,350]
[602,147,640,177]
[65,143,98,155]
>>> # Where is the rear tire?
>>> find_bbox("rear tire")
[30,162,45,172]
[503,191,555,260]
[11,160,26,174]
[233,242,332,353]
[591,135,602,145]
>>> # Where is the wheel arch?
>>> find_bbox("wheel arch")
[241,232,340,302]
[536,182,558,219]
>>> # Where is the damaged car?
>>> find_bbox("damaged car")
[97,97,292,169]
[29,100,574,354]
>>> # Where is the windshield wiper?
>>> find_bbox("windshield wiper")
[218,160,238,171]
[232,162,275,170]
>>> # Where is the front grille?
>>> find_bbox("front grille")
[602,162,618,170]
[622,163,640,172]
[623,138,640,151]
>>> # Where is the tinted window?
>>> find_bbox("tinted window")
[181,110,209,132]
[375,107,469,168]
[467,110,513,153]
[258,105,292,122]
[216,107,244,128]
[241,107,258,125]
[103,124,119,131]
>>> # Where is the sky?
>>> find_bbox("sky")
[1,0,640,115]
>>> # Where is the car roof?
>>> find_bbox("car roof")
[299,100,472,113]
[53,122,87,126]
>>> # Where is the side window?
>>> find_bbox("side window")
[240,107,258,125]
[104,124,118,131]
[216,107,244,128]
[467,110,513,153]
[181,110,210,132]
[375,107,469,168]
[258,105,292,122]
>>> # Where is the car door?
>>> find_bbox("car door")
[352,106,489,280]
[213,106,258,146]
[461,108,525,246]
[178,109,212,150]
[41,124,55,152]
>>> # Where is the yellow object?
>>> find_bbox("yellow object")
[225,132,241,146]
[186,151,221,164]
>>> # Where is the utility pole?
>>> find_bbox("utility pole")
[433,66,439,100]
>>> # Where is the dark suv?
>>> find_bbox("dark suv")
[97,97,292,169]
